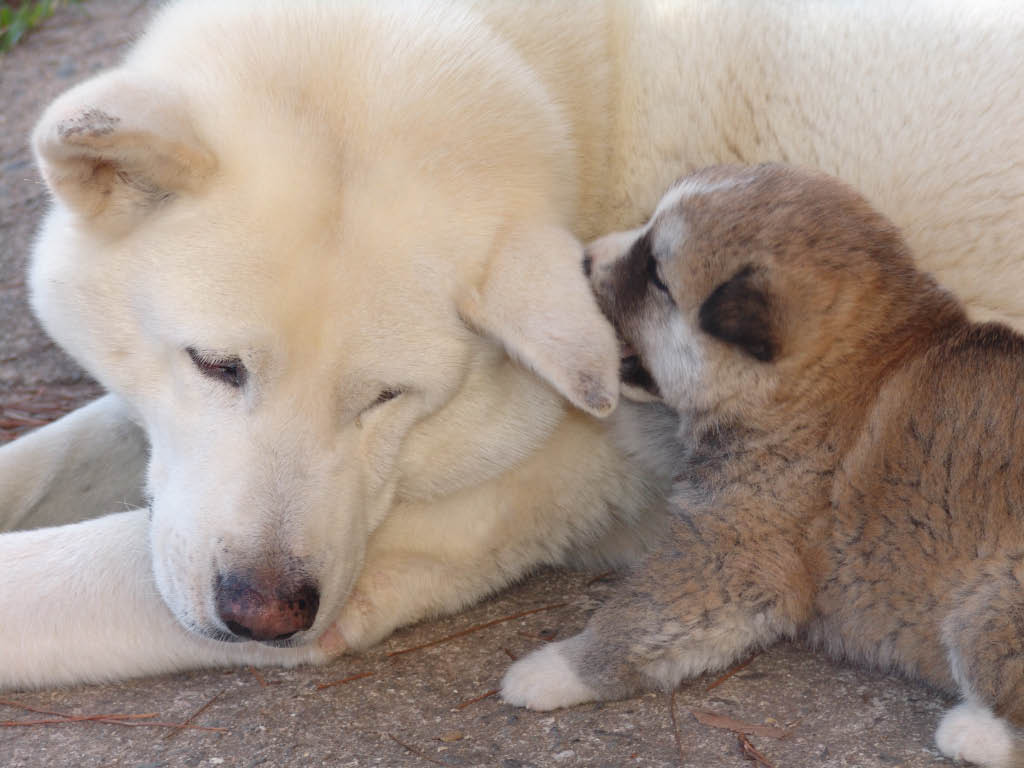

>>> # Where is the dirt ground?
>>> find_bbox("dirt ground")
[0,3,957,766]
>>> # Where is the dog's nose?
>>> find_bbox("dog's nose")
[215,572,320,641]
[582,252,593,277]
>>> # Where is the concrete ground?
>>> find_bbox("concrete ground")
[0,3,956,766]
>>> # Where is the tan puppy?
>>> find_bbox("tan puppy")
[502,164,1024,768]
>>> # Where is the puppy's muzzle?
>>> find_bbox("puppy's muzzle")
[583,243,660,400]
[215,571,320,642]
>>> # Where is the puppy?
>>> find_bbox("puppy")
[502,164,1024,768]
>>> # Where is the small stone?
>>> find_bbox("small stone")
[440,731,464,742]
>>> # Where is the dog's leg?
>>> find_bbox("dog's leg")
[0,509,327,689]
[0,394,148,532]
[936,563,1024,768]
[501,514,813,710]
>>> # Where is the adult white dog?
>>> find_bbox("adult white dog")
[1,0,1021,691]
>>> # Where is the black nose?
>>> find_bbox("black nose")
[582,252,593,277]
[215,572,320,642]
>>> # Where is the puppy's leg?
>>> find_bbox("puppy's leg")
[937,563,1024,768]
[502,516,813,709]
[0,509,327,689]
[0,394,148,532]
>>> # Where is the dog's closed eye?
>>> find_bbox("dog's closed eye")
[187,347,247,388]
[698,265,777,362]
[370,388,402,408]
[355,387,404,426]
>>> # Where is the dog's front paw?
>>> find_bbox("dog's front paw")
[501,641,598,711]
[323,585,394,654]
[935,702,1015,767]
[316,624,348,657]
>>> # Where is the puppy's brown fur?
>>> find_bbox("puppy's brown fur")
[502,164,1024,767]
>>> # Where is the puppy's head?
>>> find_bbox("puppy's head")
[587,164,940,423]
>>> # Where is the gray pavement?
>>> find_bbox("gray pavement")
[0,3,953,766]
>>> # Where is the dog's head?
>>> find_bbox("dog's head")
[27,2,620,646]
[588,163,948,425]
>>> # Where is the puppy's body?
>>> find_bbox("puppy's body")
[503,165,1024,767]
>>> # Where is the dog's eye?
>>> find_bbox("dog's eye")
[355,388,403,427]
[370,388,402,408]
[187,347,247,388]
[647,252,670,294]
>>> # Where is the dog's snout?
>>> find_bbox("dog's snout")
[215,572,320,642]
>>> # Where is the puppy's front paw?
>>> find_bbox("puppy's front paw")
[501,641,598,711]
[935,702,1015,768]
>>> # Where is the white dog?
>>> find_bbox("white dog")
[1,0,1021,690]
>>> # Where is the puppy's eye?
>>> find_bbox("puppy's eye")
[187,347,247,388]
[647,252,670,294]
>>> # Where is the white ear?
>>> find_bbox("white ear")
[32,71,215,232]
[459,225,620,418]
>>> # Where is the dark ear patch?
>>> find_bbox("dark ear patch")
[698,265,777,362]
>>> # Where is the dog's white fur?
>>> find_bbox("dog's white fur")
[1,0,1023,688]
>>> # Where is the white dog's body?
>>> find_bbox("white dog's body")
[1,0,1022,688]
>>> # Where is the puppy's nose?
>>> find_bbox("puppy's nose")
[582,252,593,277]
[215,572,320,641]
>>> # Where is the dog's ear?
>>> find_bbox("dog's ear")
[458,225,620,418]
[32,72,216,234]
[699,265,778,362]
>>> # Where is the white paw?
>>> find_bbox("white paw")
[328,585,389,652]
[501,641,599,711]
[935,702,1015,767]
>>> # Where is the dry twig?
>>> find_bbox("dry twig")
[690,709,789,740]
[1,717,226,732]
[738,733,777,768]
[456,688,498,710]
[387,602,567,658]
[0,698,225,732]
[584,570,615,586]
[387,732,446,766]
[162,689,226,740]
[249,667,270,687]
[2,713,156,727]
[705,652,762,692]
[316,670,376,691]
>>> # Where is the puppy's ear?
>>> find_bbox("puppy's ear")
[32,72,216,234]
[699,265,778,362]
[459,225,620,418]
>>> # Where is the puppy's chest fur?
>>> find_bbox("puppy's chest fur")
[676,419,834,505]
